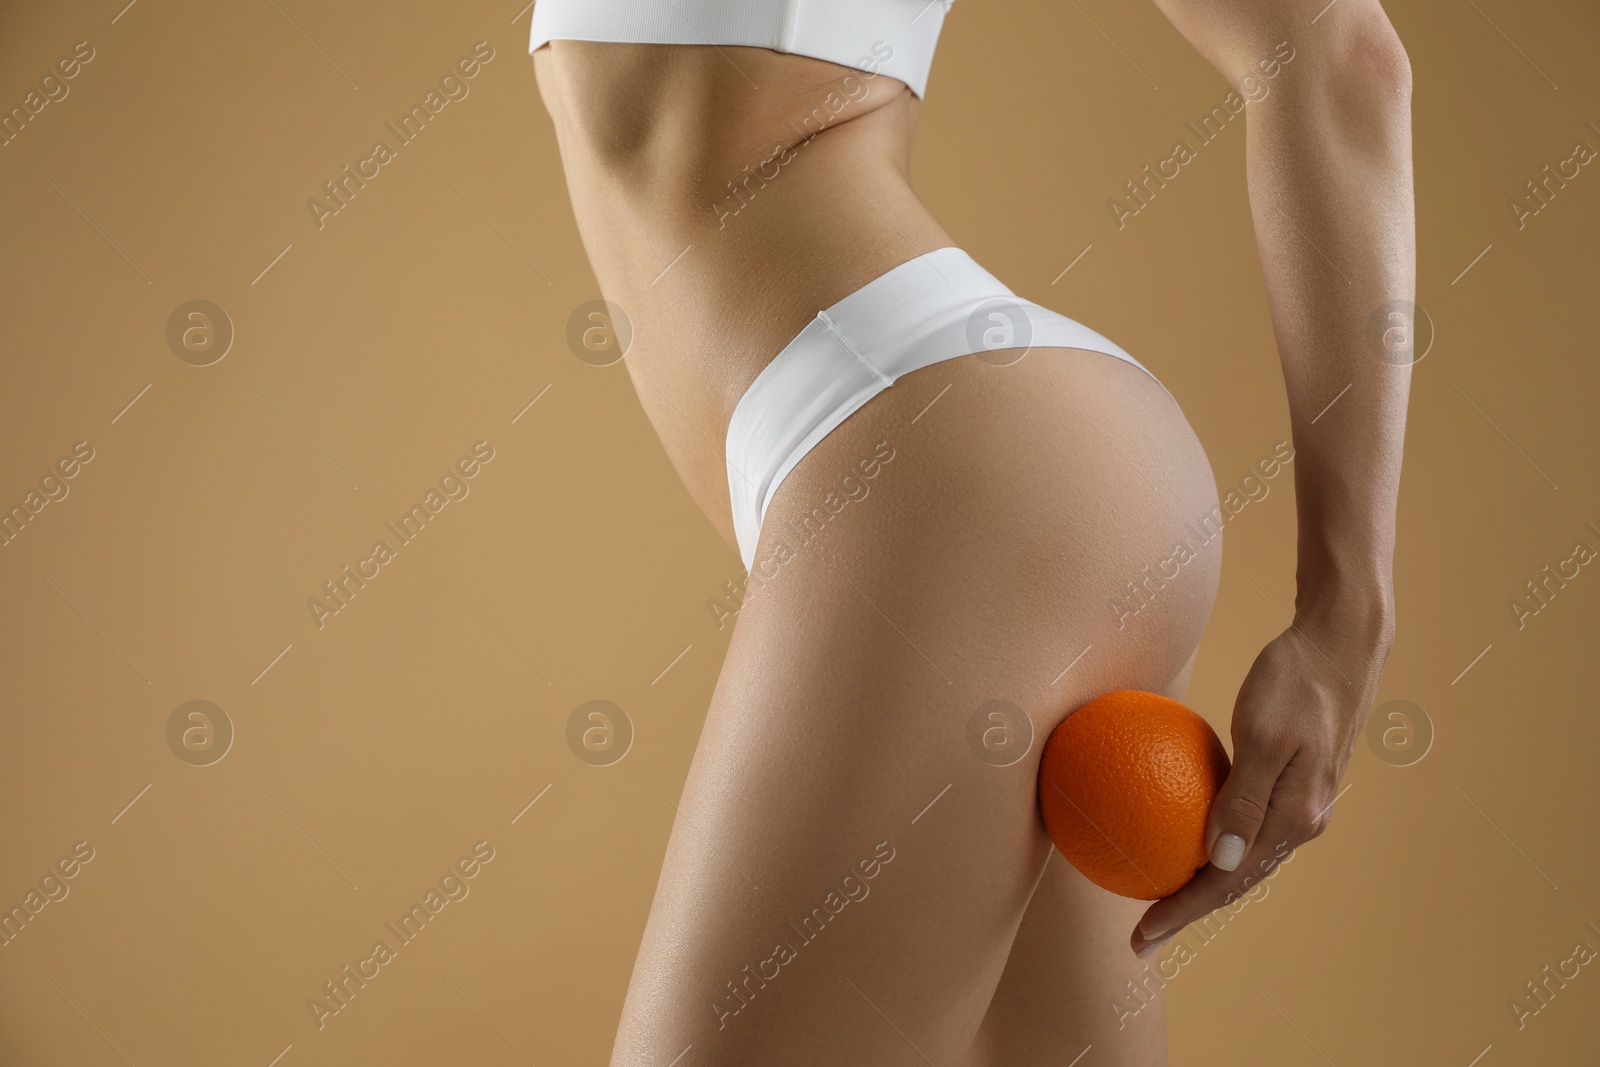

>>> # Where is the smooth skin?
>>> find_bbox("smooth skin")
[533,0,1412,1062]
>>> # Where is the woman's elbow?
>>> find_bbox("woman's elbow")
[1265,7,1413,150]
[1323,7,1413,108]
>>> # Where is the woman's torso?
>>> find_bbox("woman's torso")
[533,42,952,546]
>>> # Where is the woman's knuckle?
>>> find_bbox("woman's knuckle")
[1236,719,1281,752]
[1225,794,1269,826]
[1291,801,1329,840]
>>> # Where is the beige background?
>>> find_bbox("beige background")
[1,0,1597,1063]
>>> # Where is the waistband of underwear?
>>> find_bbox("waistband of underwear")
[725,246,1167,572]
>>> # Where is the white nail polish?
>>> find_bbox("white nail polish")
[1141,926,1172,941]
[1212,832,1247,872]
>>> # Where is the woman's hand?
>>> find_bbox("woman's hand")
[1127,605,1393,956]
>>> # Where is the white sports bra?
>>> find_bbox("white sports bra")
[528,0,953,98]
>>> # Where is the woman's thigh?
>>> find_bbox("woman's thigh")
[961,650,1200,1067]
[610,349,1221,1066]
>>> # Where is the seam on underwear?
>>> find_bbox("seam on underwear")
[816,310,895,388]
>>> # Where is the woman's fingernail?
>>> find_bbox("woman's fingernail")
[1212,832,1247,872]
[1136,935,1173,959]
[1139,923,1172,942]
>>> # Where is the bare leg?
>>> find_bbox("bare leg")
[610,351,1220,1065]
[962,647,1201,1067]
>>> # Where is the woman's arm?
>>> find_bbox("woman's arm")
[1133,0,1414,952]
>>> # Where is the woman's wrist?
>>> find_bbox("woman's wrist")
[1291,502,1399,634]
[1292,554,1396,652]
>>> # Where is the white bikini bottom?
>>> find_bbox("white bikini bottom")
[726,246,1170,572]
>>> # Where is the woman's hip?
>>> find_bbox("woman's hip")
[724,247,1178,573]
[616,347,1218,1064]
[734,343,1221,708]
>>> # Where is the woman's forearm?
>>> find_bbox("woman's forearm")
[1240,20,1414,643]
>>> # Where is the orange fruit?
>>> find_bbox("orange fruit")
[1038,690,1230,900]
